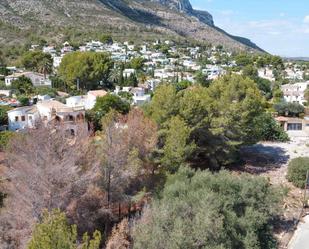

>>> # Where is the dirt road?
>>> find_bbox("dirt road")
[240,132,309,248]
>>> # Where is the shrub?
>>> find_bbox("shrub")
[17,95,30,106]
[0,131,15,150]
[274,102,304,117]
[133,166,281,249]
[0,105,12,126]
[258,113,289,142]
[27,209,101,249]
[287,157,309,188]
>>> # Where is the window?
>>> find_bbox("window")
[21,116,25,121]
[15,116,18,122]
[287,123,302,131]
[29,116,33,120]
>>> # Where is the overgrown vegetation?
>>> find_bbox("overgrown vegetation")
[145,74,285,171]
[58,52,113,90]
[133,166,281,249]
[287,157,309,188]
[28,209,101,249]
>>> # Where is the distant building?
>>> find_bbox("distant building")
[7,106,39,131]
[8,100,86,133]
[5,72,52,87]
[114,86,151,106]
[123,69,136,78]
[66,90,108,110]
[281,82,309,105]
[275,116,309,132]
[258,68,275,81]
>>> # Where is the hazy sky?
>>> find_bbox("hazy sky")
[190,0,309,57]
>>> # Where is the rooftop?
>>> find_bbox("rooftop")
[88,90,108,97]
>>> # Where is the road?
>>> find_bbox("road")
[288,215,309,249]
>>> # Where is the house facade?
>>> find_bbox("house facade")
[66,90,108,110]
[8,100,86,133]
[8,106,39,131]
[281,82,309,105]
[275,116,309,132]
[5,72,52,87]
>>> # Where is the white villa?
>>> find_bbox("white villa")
[281,82,309,105]
[258,68,275,81]
[114,86,151,106]
[7,106,39,131]
[66,90,108,110]
[5,72,52,87]
[8,100,86,133]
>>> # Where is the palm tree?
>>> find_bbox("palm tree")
[38,58,53,79]
[109,68,120,84]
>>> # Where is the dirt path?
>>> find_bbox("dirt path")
[240,134,309,248]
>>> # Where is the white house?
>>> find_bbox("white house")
[66,90,108,110]
[114,86,150,106]
[131,87,151,106]
[53,56,63,68]
[281,82,309,105]
[0,90,11,97]
[202,66,224,80]
[8,100,87,132]
[5,72,52,87]
[85,90,108,110]
[66,95,87,108]
[8,106,39,131]
[123,69,136,78]
[258,68,275,81]
[43,46,57,55]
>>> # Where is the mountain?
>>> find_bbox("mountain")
[0,0,263,52]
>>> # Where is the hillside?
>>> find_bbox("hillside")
[0,0,263,52]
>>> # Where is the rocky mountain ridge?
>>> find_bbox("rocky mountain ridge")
[0,0,262,52]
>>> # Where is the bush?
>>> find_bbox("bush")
[17,95,30,106]
[274,102,304,117]
[0,105,12,126]
[258,113,289,142]
[88,94,130,131]
[27,209,101,249]
[0,131,15,150]
[287,157,309,188]
[35,86,58,98]
[133,166,281,249]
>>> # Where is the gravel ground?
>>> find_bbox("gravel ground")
[240,132,309,248]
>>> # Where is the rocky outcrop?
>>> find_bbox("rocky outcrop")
[150,0,214,26]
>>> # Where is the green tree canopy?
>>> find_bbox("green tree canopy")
[27,209,101,249]
[133,166,281,249]
[129,57,145,71]
[21,51,53,73]
[100,34,113,44]
[161,116,195,172]
[274,102,304,117]
[146,75,268,170]
[11,76,34,96]
[58,51,113,90]
[0,105,12,126]
[87,94,130,130]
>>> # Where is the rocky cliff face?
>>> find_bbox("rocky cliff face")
[150,0,214,25]
[0,0,262,52]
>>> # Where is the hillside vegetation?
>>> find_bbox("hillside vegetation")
[0,0,262,52]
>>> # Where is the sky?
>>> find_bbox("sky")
[190,0,309,57]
